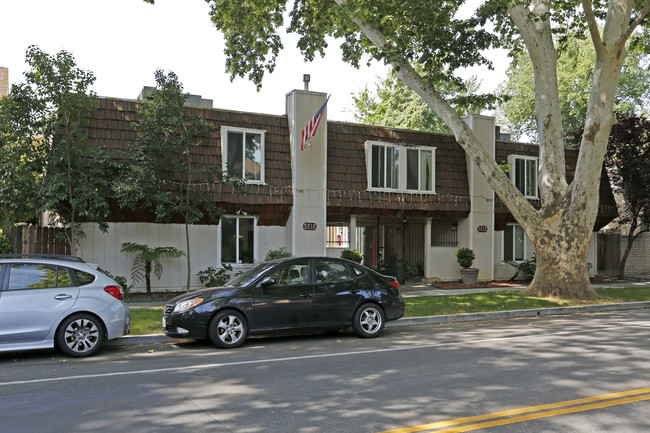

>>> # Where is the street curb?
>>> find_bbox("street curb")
[115,301,650,346]
[387,301,650,327]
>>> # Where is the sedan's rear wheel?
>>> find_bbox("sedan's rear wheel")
[352,303,385,338]
[56,314,105,357]
[209,310,248,349]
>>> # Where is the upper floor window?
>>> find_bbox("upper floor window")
[509,155,538,199]
[366,141,435,193]
[221,126,265,183]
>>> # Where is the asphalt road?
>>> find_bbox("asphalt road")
[1,310,649,433]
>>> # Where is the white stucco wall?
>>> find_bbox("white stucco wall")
[78,221,286,293]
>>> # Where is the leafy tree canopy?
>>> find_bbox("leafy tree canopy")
[353,70,485,133]
[0,46,109,251]
[498,34,650,141]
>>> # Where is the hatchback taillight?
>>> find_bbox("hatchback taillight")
[104,285,124,300]
[390,280,400,290]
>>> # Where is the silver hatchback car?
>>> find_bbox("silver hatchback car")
[0,255,130,357]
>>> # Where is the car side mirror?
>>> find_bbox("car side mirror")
[259,277,276,294]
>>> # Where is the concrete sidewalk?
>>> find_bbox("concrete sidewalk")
[119,279,650,346]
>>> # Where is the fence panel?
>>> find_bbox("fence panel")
[1,225,69,255]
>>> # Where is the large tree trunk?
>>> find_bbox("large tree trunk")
[524,223,598,300]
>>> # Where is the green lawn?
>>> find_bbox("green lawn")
[129,307,163,335]
[127,287,650,336]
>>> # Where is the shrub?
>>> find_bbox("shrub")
[455,247,475,269]
[265,247,292,261]
[0,233,11,254]
[197,264,234,287]
[340,249,363,263]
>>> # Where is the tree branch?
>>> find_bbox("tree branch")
[582,0,603,52]
[334,0,539,229]
[623,0,650,42]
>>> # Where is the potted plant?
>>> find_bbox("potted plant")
[455,247,479,285]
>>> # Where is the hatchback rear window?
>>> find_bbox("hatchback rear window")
[73,269,96,286]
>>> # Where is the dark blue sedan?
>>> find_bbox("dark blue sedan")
[163,257,404,348]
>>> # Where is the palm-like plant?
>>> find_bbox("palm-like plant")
[120,242,185,295]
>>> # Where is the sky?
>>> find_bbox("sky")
[0,0,509,122]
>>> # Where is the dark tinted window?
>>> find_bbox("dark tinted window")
[267,260,310,285]
[57,268,73,287]
[315,260,350,283]
[8,264,58,290]
[73,269,96,286]
[351,265,366,277]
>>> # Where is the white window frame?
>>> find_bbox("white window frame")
[365,141,436,193]
[218,215,258,266]
[508,155,538,199]
[221,126,265,184]
[502,223,528,263]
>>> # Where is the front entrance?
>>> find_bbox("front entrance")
[355,216,426,283]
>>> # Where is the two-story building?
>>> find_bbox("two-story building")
[77,86,617,291]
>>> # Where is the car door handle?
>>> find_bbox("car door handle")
[300,293,312,299]
[54,294,73,300]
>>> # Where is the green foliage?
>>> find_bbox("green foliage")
[0,233,11,254]
[0,46,110,250]
[455,247,475,269]
[340,248,363,263]
[114,70,243,290]
[497,36,650,141]
[504,254,537,281]
[203,0,498,91]
[121,242,185,295]
[353,71,494,133]
[197,264,234,287]
[265,247,293,261]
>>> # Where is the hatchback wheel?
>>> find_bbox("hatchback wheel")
[209,310,248,349]
[352,304,385,338]
[56,314,105,357]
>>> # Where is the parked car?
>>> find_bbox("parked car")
[163,256,404,348]
[0,255,130,357]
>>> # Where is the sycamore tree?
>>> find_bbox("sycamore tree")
[569,113,650,278]
[146,0,650,300]
[0,46,109,253]
[498,34,650,141]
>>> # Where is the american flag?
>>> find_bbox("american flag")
[301,95,330,151]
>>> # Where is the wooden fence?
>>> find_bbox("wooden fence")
[2,225,70,255]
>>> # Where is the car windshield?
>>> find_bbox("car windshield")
[226,262,276,287]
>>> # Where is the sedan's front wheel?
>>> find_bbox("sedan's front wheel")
[56,314,105,357]
[352,304,385,338]
[209,310,248,349]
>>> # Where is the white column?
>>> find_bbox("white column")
[464,114,495,280]
[285,90,328,256]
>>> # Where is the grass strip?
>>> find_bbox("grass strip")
[127,287,650,336]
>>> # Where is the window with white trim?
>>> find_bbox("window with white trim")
[503,223,527,262]
[220,216,256,264]
[366,141,435,193]
[221,126,265,183]
[509,155,538,199]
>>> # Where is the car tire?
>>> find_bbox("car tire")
[56,313,105,358]
[208,310,248,349]
[352,303,385,338]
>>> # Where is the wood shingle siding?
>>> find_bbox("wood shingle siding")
[326,122,471,218]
